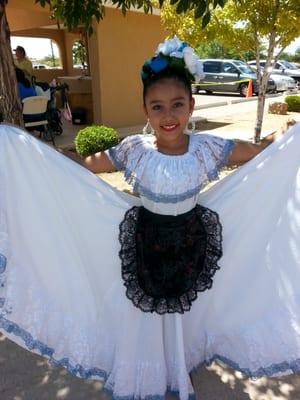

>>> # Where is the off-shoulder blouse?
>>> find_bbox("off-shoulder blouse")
[105,133,235,215]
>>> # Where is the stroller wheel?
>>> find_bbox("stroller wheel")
[43,127,55,144]
[55,124,63,136]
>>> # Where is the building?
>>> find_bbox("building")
[7,0,166,129]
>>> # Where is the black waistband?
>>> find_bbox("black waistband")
[139,206,197,224]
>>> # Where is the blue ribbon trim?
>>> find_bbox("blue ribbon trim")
[207,139,235,181]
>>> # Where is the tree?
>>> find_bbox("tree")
[0,0,23,125]
[161,0,300,141]
[196,41,256,61]
[72,40,88,70]
[39,0,225,34]
[292,47,300,63]
[222,0,300,141]
[0,0,225,125]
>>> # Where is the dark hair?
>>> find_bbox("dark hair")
[142,65,192,105]
[15,67,31,88]
[15,46,26,56]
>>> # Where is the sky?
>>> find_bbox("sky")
[11,35,300,60]
[11,36,60,60]
[284,38,300,54]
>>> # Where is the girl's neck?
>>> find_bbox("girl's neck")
[154,133,189,156]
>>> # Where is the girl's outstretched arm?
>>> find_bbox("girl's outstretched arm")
[228,119,295,166]
[58,149,117,173]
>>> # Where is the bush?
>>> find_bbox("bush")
[75,125,119,157]
[285,95,300,112]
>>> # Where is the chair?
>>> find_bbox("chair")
[22,96,55,145]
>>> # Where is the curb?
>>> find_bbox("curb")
[194,92,283,111]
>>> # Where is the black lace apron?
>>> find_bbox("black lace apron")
[119,205,222,314]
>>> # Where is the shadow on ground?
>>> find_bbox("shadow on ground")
[196,120,233,131]
[1,334,300,400]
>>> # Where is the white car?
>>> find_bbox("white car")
[265,73,296,92]
[33,63,48,69]
[282,75,297,90]
[248,60,300,85]
[248,63,297,92]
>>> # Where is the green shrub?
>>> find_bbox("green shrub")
[285,95,300,112]
[75,125,119,157]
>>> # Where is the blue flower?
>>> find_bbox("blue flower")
[150,56,169,73]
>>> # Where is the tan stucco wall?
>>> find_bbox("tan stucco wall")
[7,0,51,31]
[7,0,166,128]
[90,8,166,128]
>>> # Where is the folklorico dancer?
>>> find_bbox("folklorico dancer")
[0,37,299,400]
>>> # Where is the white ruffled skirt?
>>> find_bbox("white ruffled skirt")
[1,123,300,400]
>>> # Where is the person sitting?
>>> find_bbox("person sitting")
[15,67,36,101]
[13,46,34,83]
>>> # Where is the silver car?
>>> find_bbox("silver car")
[248,64,297,92]
[193,59,276,96]
[248,60,300,85]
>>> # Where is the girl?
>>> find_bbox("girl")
[0,37,299,400]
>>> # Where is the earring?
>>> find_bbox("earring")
[184,116,195,135]
[143,119,154,135]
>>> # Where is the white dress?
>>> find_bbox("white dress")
[0,123,300,400]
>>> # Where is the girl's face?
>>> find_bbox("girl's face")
[144,78,195,145]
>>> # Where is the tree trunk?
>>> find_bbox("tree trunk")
[254,77,268,142]
[0,0,23,126]
[254,30,276,143]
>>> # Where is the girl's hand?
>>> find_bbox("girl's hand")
[228,119,296,166]
[56,147,83,163]
[56,146,116,173]
[279,118,296,135]
[263,118,296,143]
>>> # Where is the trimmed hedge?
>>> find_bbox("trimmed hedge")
[75,125,119,157]
[285,95,300,112]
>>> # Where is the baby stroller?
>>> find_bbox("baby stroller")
[34,81,68,141]
[47,83,67,136]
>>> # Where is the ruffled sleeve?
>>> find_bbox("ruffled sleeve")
[194,133,235,182]
[105,135,144,171]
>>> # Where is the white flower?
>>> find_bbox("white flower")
[155,36,204,82]
[195,60,205,82]
[156,36,182,57]
[169,51,184,59]
[183,47,204,82]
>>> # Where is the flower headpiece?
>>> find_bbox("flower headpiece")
[141,37,204,83]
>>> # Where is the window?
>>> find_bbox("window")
[232,61,253,74]
[72,40,88,70]
[11,36,62,69]
[222,62,238,74]
[279,60,295,69]
[203,61,221,73]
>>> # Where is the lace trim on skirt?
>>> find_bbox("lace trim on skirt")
[119,205,223,314]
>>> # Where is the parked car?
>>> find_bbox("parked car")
[248,60,300,85]
[280,75,297,91]
[193,59,276,96]
[248,64,297,92]
[33,63,48,69]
